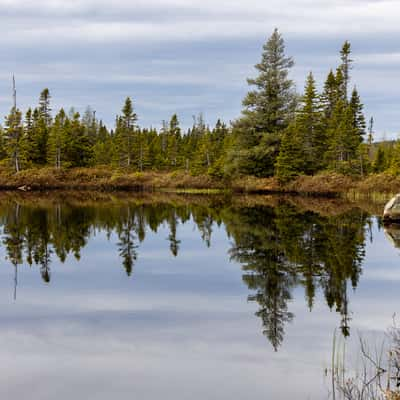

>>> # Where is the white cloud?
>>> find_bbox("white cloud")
[0,0,399,134]
[1,0,400,45]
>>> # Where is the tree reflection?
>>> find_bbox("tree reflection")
[226,203,368,349]
[0,195,370,349]
[117,207,138,276]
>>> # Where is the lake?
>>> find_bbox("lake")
[0,192,397,399]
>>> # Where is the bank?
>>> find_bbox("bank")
[0,167,398,201]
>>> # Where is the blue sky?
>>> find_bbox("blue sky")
[0,0,399,138]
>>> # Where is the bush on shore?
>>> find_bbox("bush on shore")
[0,166,398,200]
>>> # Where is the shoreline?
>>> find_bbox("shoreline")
[0,167,397,202]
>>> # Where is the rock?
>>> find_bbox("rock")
[383,194,400,221]
[384,224,400,248]
[17,185,31,191]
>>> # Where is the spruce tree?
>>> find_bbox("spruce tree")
[65,112,92,167]
[134,128,150,171]
[349,87,366,140]
[47,109,67,168]
[114,97,138,167]
[192,129,213,175]
[339,41,353,100]
[38,88,52,127]
[325,99,360,172]
[296,72,324,173]
[275,123,304,182]
[166,114,181,168]
[4,107,25,172]
[23,108,35,167]
[321,70,339,121]
[373,145,388,173]
[231,28,296,177]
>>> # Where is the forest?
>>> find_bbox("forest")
[0,29,398,187]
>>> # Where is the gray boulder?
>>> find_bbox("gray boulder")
[384,224,400,248]
[383,194,400,221]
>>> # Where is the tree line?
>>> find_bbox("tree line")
[0,91,231,177]
[1,29,396,180]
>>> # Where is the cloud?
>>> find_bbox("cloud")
[0,0,398,134]
[1,0,400,45]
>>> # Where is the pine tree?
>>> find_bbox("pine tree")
[134,128,150,171]
[373,145,388,173]
[22,108,35,167]
[38,88,52,127]
[321,70,339,120]
[208,120,230,177]
[349,87,366,140]
[47,109,67,168]
[147,129,162,169]
[325,99,360,172]
[243,28,295,133]
[114,97,138,167]
[27,88,53,165]
[4,107,25,172]
[231,28,297,177]
[339,41,353,100]
[82,106,98,145]
[296,72,324,173]
[192,129,213,175]
[92,121,114,165]
[166,114,181,168]
[275,123,304,182]
[65,112,93,167]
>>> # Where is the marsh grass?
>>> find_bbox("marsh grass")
[0,167,398,203]
[330,322,400,400]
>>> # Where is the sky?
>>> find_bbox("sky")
[0,0,399,138]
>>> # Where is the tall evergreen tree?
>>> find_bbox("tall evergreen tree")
[114,97,138,167]
[275,123,304,182]
[166,114,181,168]
[296,72,324,173]
[339,41,353,100]
[4,107,25,172]
[65,112,93,167]
[231,28,297,176]
[47,109,68,168]
[349,87,366,140]
[38,88,52,127]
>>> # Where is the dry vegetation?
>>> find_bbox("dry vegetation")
[331,323,400,400]
[0,167,398,203]
[0,167,227,191]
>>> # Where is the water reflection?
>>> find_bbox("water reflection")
[384,224,400,249]
[0,193,376,350]
[225,203,368,349]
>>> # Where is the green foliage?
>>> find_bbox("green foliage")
[293,72,325,174]
[225,202,367,349]
[4,107,25,172]
[0,36,380,181]
[47,108,67,168]
[114,97,138,168]
[373,144,391,173]
[231,28,296,176]
[275,124,304,182]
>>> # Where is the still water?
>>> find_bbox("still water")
[0,192,398,399]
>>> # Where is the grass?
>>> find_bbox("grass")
[0,167,398,204]
[330,322,400,400]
